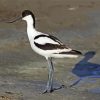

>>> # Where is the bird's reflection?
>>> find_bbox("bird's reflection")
[71,51,100,87]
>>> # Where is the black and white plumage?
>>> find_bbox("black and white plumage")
[33,34,81,58]
[5,10,82,93]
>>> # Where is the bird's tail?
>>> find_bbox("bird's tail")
[56,49,83,58]
[51,49,82,58]
[59,49,82,56]
[70,50,83,56]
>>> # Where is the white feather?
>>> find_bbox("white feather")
[34,36,59,45]
[22,15,80,58]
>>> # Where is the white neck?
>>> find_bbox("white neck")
[25,18,38,42]
[23,15,37,41]
[26,23,36,40]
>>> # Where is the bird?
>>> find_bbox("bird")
[3,10,82,93]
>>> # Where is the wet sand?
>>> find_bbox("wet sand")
[0,0,100,100]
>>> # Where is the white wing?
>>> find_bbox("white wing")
[34,34,63,45]
[34,34,71,51]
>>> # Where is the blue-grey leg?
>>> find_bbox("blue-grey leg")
[43,57,54,93]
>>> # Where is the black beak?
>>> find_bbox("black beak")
[0,16,22,23]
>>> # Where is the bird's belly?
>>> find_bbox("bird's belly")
[30,42,49,57]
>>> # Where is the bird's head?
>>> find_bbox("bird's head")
[1,10,35,27]
[22,10,35,22]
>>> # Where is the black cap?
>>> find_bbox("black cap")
[22,10,35,19]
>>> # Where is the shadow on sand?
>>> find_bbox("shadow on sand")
[71,51,100,87]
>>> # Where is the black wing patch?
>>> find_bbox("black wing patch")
[56,50,82,55]
[34,42,67,50]
[34,34,68,50]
